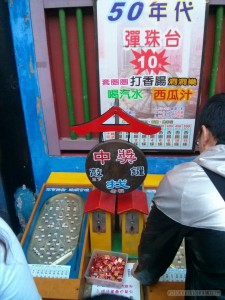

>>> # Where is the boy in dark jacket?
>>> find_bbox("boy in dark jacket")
[132,93,225,299]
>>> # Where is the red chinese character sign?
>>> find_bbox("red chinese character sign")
[94,0,208,151]
[85,140,147,194]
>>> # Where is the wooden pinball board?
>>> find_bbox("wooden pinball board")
[21,183,92,300]
[26,193,84,265]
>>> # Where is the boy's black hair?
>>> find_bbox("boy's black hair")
[197,93,225,145]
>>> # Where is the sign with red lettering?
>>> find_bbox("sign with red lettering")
[85,140,147,194]
[94,0,208,151]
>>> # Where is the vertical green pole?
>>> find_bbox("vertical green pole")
[59,9,76,139]
[76,8,91,139]
[208,6,224,98]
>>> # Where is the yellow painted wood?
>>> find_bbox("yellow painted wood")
[121,212,145,255]
[89,211,112,251]
[78,224,90,278]
[46,172,164,189]
[144,282,185,300]
[144,174,164,188]
[46,172,92,186]
[34,278,82,300]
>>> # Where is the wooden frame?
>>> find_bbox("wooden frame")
[30,0,98,155]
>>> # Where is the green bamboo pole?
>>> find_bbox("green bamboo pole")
[208,6,224,98]
[59,9,76,139]
[76,8,91,140]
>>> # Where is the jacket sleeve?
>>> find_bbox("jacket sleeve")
[134,202,187,285]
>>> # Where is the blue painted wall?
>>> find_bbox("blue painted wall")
[7,0,196,194]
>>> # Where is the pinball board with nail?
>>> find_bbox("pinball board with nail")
[22,185,92,279]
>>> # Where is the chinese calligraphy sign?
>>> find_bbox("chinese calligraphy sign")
[85,140,147,194]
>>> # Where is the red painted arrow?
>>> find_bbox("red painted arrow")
[71,106,161,135]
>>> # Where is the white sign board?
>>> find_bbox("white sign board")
[94,0,208,151]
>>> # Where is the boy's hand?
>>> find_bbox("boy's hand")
[131,261,139,279]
